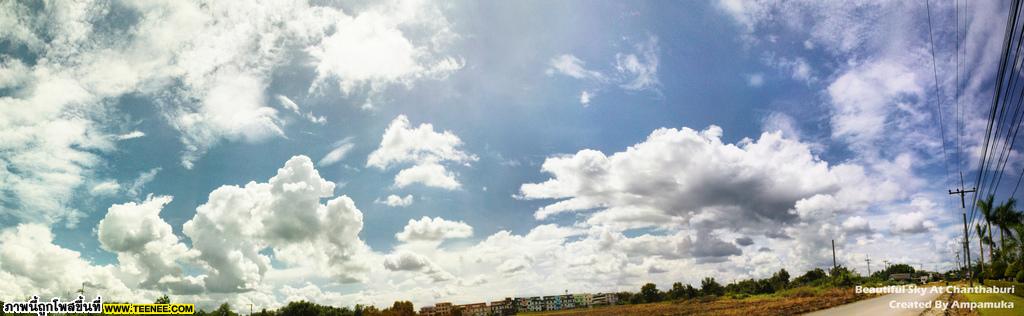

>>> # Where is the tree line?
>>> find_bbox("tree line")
[969,195,1024,283]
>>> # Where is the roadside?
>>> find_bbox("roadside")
[803,287,941,316]
[519,287,870,316]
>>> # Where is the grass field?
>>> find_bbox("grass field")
[954,280,1024,316]
[518,287,868,316]
[961,292,1024,316]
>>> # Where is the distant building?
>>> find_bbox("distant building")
[490,298,515,315]
[419,306,435,316]
[890,273,913,282]
[528,297,543,312]
[573,293,592,308]
[434,302,453,316]
[543,295,562,311]
[592,293,617,306]
[515,297,529,312]
[456,303,487,316]
[561,294,575,309]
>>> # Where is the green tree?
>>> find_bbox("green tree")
[770,268,790,291]
[155,295,170,304]
[978,195,996,263]
[994,198,1021,257]
[794,268,827,285]
[700,277,724,296]
[640,283,662,303]
[668,282,685,300]
[385,301,414,316]
[212,303,237,316]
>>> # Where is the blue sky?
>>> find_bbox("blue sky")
[0,0,1013,311]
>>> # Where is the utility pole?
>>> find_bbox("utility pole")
[865,256,872,275]
[955,251,961,272]
[950,186,976,287]
[832,240,838,273]
[963,213,974,286]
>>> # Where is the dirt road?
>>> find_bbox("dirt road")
[803,289,943,316]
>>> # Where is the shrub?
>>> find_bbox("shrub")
[701,277,725,296]
[1016,270,1024,283]
[1007,262,1020,280]
[779,286,820,298]
[990,261,1008,280]
[793,268,827,285]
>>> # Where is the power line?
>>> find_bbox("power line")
[967,0,1021,229]
[925,0,954,194]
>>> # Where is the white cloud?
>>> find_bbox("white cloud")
[616,35,660,91]
[307,1,463,108]
[0,56,30,89]
[841,216,873,235]
[0,224,136,301]
[890,211,936,234]
[547,55,605,81]
[117,131,146,140]
[319,138,356,167]
[91,180,121,197]
[828,59,923,146]
[376,194,414,207]
[394,163,461,190]
[276,95,325,125]
[383,251,453,282]
[761,112,801,140]
[520,125,838,228]
[0,0,465,224]
[579,90,593,106]
[746,73,765,87]
[395,216,473,242]
[183,155,369,292]
[98,195,201,293]
[546,35,660,105]
[368,115,477,189]
[127,168,161,198]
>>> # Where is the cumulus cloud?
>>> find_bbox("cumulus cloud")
[0,224,135,301]
[383,251,453,282]
[394,163,461,190]
[376,194,414,207]
[395,216,473,242]
[520,125,838,229]
[841,216,873,235]
[98,195,201,293]
[183,155,369,292]
[306,1,463,109]
[368,115,477,189]
[0,0,463,226]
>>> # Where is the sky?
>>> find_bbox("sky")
[0,0,1014,311]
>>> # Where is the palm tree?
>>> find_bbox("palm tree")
[976,223,987,274]
[991,198,1015,254]
[978,195,997,262]
[995,198,1022,256]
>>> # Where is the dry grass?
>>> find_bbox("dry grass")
[520,287,868,316]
